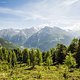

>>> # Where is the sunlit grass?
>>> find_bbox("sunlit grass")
[0,63,80,80]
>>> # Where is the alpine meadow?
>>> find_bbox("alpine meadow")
[0,0,80,80]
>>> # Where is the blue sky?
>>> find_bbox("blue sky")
[0,0,80,30]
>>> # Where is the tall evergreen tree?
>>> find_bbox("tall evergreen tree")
[27,51,30,66]
[2,47,8,60]
[11,51,17,67]
[45,51,53,66]
[22,48,29,63]
[42,52,47,63]
[7,50,12,67]
[68,38,78,53]
[55,44,67,64]
[64,53,76,68]
[36,49,42,66]
[75,39,80,67]
[30,49,36,68]
[14,48,22,62]
[50,48,56,64]
[0,48,3,60]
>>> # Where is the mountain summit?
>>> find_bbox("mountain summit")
[24,26,72,51]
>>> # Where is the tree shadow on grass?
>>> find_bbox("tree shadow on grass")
[25,66,36,70]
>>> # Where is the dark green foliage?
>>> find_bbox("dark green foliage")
[75,39,80,67]
[11,51,17,67]
[68,38,78,53]
[1,38,80,69]
[0,47,8,61]
[14,48,22,62]
[22,48,29,63]
[45,51,53,66]
[7,50,17,67]
[64,53,76,68]
[42,52,47,63]
[30,49,36,68]
[36,49,42,66]
[27,51,30,66]
[7,50,12,67]
[0,47,3,60]
[50,48,56,64]
[55,44,67,64]
[2,47,8,60]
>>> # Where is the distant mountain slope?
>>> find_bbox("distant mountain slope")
[24,27,72,51]
[0,27,38,45]
[0,38,18,49]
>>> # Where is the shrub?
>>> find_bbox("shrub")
[64,53,77,68]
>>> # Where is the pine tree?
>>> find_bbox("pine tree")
[14,48,22,62]
[46,51,53,66]
[7,50,12,68]
[27,51,30,66]
[22,48,29,63]
[68,38,78,53]
[2,48,8,60]
[0,48,3,60]
[30,49,36,68]
[36,49,42,66]
[11,51,17,67]
[75,39,80,67]
[42,52,47,63]
[64,53,76,68]
[55,44,67,64]
[50,48,56,64]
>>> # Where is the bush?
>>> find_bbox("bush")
[64,53,77,68]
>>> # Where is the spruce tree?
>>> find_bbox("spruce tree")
[0,48,3,60]
[55,44,67,64]
[36,49,42,66]
[27,51,30,66]
[50,48,56,64]
[46,51,53,66]
[75,39,80,67]
[30,49,36,68]
[64,53,76,68]
[14,48,22,62]
[22,48,29,63]
[68,38,78,53]
[42,52,47,63]
[2,48,8,60]
[11,51,17,67]
[7,50,12,68]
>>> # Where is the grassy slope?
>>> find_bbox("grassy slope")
[0,62,80,80]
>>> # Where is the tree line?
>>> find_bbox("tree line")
[0,38,80,68]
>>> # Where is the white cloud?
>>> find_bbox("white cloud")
[63,0,79,5]
[0,7,25,17]
[0,7,47,21]
[0,0,80,30]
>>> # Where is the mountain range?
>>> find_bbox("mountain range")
[0,27,38,45]
[0,26,79,51]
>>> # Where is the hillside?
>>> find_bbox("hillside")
[0,38,18,49]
